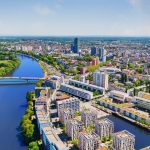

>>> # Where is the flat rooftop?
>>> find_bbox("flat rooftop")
[113,130,135,139]
[61,83,93,95]
[135,96,150,102]
[37,96,48,101]
[97,118,113,125]
[69,79,105,91]
[42,126,67,150]
[56,92,70,101]
[40,89,48,94]
[110,90,129,96]
[57,97,79,104]
[79,131,99,140]
[139,92,150,101]
[36,110,49,124]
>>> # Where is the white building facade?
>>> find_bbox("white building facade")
[95,118,114,139]
[112,130,135,150]
[93,71,108,90]
[66,119,84,140]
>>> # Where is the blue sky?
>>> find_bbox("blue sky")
[0,0,150,36]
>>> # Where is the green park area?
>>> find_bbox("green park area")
[0,51,20,76]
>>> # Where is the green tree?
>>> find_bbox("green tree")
[136,68,143,74]
[28,141,39,150]
[128,63,134,68]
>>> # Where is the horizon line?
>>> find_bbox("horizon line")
[0,35,150,38]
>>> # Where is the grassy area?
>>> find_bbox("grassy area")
[0,57,20,76]
[39,61,51,76]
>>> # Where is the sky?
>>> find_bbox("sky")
[0,0,150,36]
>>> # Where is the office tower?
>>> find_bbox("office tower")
[99,48,106,62]
[78,132,100,150]
[95,118,114,140]
[81,109,97,127]
[71,38,79,53]
[66,119,84,140]
[93,71,108,90]
[91,47,97,56]
[71,44,74,52]
[59,108,75,124]
[112,130,135,150]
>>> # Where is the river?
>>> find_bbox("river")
[0,55,150,150]
[107,115,150,149]
[0,55,43,150]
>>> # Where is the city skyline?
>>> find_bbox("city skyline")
[0,0,150,36]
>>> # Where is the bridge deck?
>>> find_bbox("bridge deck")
[0,77,45,85]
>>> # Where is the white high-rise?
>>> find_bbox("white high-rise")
[93,71,108,90]
[99,48,106,62]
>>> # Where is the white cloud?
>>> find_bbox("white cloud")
[33,5,55,16]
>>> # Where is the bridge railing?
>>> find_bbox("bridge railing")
[0,77,45,80]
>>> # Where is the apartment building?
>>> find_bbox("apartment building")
[66,119,84,140]
[78,132,100,150]
[69,79,105,95]
[35,87,51,115]
[134,96,150,111]
[95,118,114,139]
[56,97,80,117]
[60,83,93,100]
[93,71,108,90]
[109,90,130,103]
[81,109,97,127]
[112,130,135,150]
[42,126,67,150]
[59,108,75,124]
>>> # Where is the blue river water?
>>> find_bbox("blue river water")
[0,55,149,149]
[107,115,150,149]
[0,55,43,150]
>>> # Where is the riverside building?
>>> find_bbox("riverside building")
[112,130,135,150]
[35,87,51,115]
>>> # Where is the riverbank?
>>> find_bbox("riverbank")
[112,112,150,132]
[0,55,44,150]
[93,102,150,132]
[20,91,40,150]
[0,51,21,76]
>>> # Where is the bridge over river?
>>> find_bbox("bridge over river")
[0,77,45,85]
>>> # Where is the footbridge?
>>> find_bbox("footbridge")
[0,77,45,85]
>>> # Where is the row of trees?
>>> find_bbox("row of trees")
[20,91,40,150]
